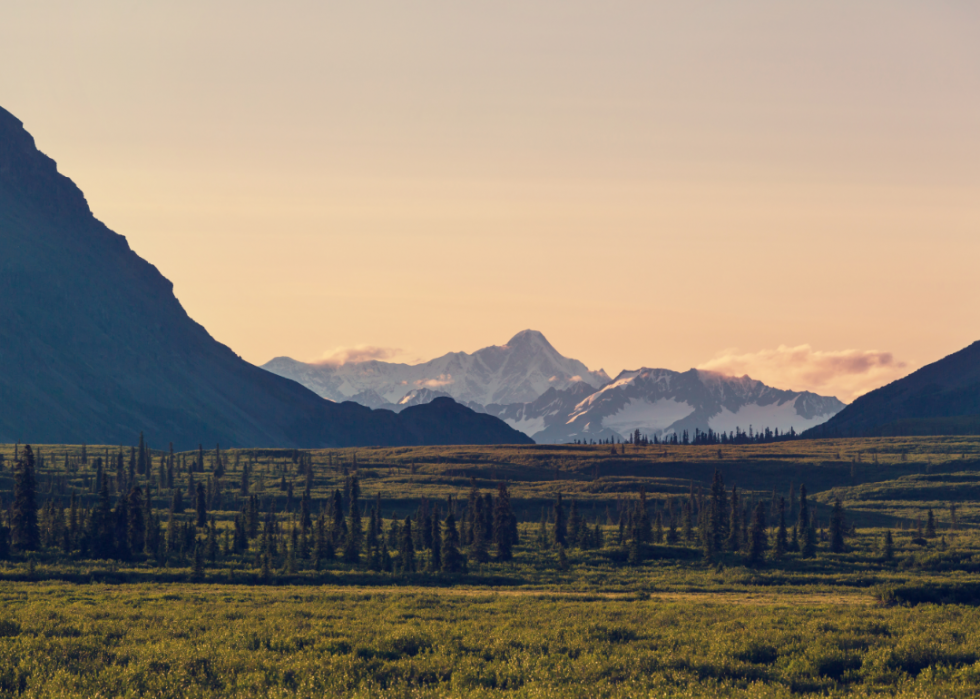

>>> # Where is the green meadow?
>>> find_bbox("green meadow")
[2,436,980,696]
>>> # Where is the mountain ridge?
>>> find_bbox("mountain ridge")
[482,367,845,443]
[802,341,980,438]
[263,329,610,407]
[0,105,532,449]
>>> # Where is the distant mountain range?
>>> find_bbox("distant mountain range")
[264,329,610,407]
[0,105,531,449]
[803,341,980,438]
[266,331,846,442]
[482,368,845,443]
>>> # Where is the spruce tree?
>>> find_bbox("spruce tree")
[127,487,145,556]
[195,483,207,527]
[727,486,740,552]
[801,520,817,559]
[925,508,936,538]
[553,493,567,547]
[469,511,490,564]
[12,445,39,552]
[682,499,693,542]
[441,513,463,573]
[773,497,788,560]
[882,529,894,561]
[400,517,416,572]
[568,500,581,548]
[557,543,569,571]
[748,502,767,565]
[345,498,362,562]
[429,506,443,571]
[829,498,845,553]
[708,470,728,556]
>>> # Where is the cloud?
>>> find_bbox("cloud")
[697,345,911,403]
[415,374,454,388]
[316,345,404,367]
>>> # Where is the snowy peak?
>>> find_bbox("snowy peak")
[262,330,610,409]
[482,367,845,443]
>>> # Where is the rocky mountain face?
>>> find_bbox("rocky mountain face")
[0,105,532,449]
[482,368,845,443]
[263,329,610,407]
[803,341,980,438]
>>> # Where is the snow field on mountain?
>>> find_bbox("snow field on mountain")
[595,398,697,436]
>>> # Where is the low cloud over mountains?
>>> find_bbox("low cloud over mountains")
[698,345,910,403]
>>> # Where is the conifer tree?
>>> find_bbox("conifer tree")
[441,513,464,573]
[136,432,147,476]
[331,490,346,547]
[114,495,130,560]
[233,511,248,555]
[798,484,809,532]
[801,519,817,559]
[568,500,581,548]
[727,486,740,552]
[682,499,693,542]
[345,497,362,562]
[748,502,768,565]
[430,506,443,571]
[206,517,218,562]
[708,470,728,557]
[195,483,207,527]
[240,462,250,497]
[882,529,894,561]
[553,493,567,547]
[127,487,145,556]
[653,511,664,544]
[627,535,643,566]
[773,497,788,560]
[469,510,490,564]
[555,543,569,571]
[400,516,416,572]
[493,485,514,561]
[925,508,936,538]
[829,498,845,553]
[12,445,39,552]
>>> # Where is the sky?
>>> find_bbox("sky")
[2,1,978,403]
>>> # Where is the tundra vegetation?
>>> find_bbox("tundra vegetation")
[1,436,980,697]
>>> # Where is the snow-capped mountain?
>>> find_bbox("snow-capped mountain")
[483,368,845,443]
[262,330,610,408]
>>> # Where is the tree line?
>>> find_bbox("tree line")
[0,443,882,579]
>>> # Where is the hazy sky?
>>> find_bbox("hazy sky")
[3,1,978,402]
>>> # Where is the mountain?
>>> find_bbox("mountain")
[0,105,532,449]
[803,341,980,438]
[483,368,845,443]
[263,329,610,407]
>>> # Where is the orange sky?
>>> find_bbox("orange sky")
[3,1,978,403]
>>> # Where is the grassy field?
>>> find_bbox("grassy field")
[2,436,980,696]
[2,581,980,697]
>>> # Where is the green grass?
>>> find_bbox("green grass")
[3,437,980,696]
[2,581,980,697]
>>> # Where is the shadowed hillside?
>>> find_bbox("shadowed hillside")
[803,341,980,438]
[0,106,532,449]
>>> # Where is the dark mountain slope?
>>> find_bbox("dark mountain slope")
[0,105,531,449]
[803,341,980,438]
